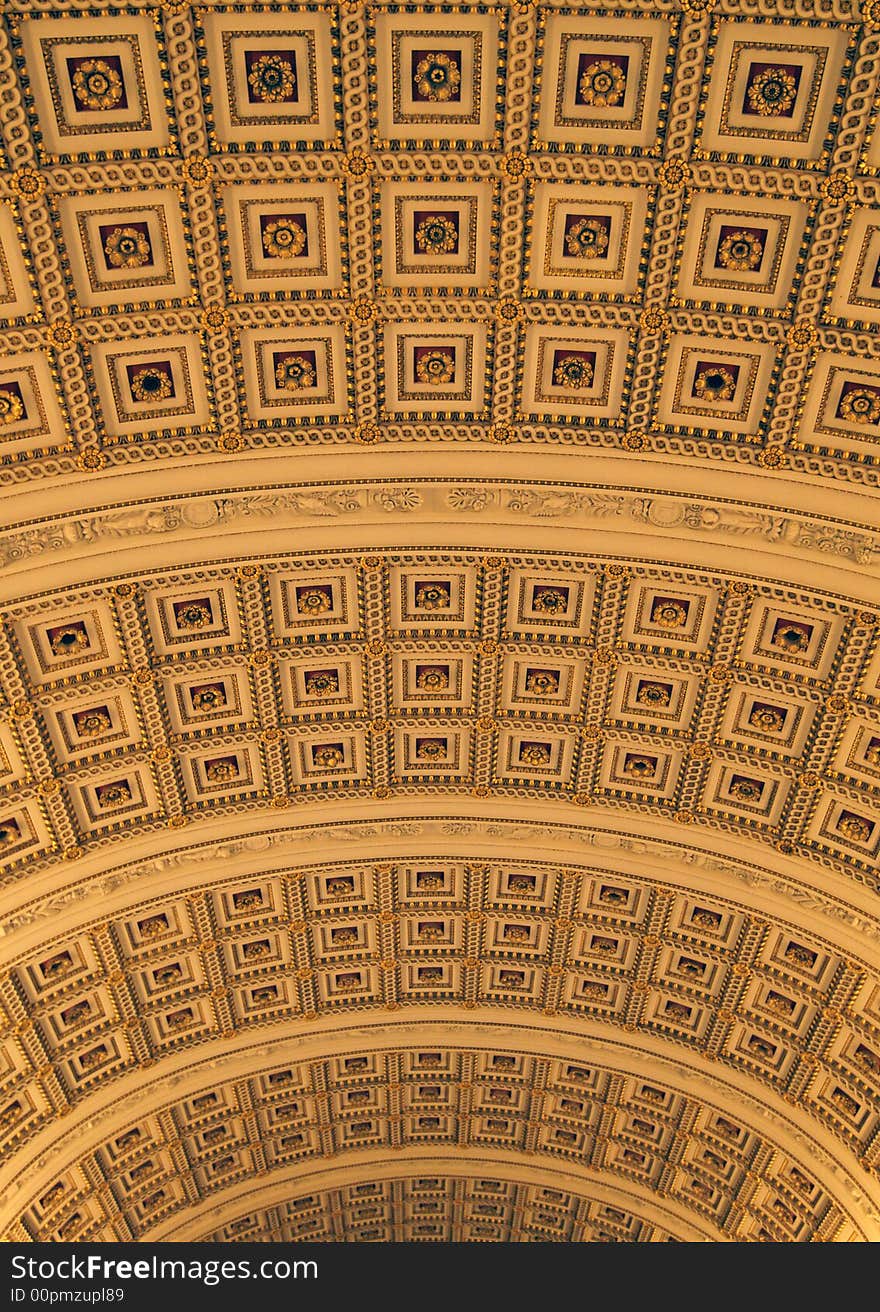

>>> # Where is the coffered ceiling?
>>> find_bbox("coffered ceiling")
[0,0,878,1245]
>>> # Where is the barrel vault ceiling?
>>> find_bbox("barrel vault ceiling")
[0,0,878,1245]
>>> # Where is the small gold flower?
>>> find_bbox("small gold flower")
[488,421,515,443]
[201,305,228,332]
[351,297,376,323]
[495,298,523,323]
[758,446,786,468]
[413,52,461,102]
[639,307,669,333]
[657,158,691,190]
[77,446,105,472]
[355,422,381,443]
[10,168,45,199]
[247,53,295,103]
[103,226,151,269]
[218,432,243,453]
[786,321,818,350]
[820,173,855,204]
[180,157,214,187]
[622,431,646,451]
[71,59,124,111]
[500,151,531,179]
[342,150,373,177]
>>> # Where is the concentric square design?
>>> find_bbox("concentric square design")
[611,667,698,731]
[394,728,470,778]
[622,582,717,653]
[144,582,242,656]
[47,686,141,760]
[0,205,36,322]
[699,22,848,162]
[505,571,594,639]
[90,335,211,438]
[535,15,673,150]
[183,746,261,803]
[0,350,69,456]
[199,11,338,147]
[270,568,360,639]
[17,603,122,686]
[378,181,495,292]
[290,731,367,784]
[526,184,649,297]
[394,651,473,711]
[740,603,841,680]
[827,207,880,327]
[503,655,584,716]
[675,194,809,311]
[18,15,171,157]
[655,335,776,436]
[220,183,344,297]
[372,10,502,146]
[382,325,489,417]
[602,745,679,799]
[69,766,159,833]
[164,667,251,733]
[720,686,814,760]
[800,353,880,457]
[495,729,574,784]
[57,190,192,309]
[283,656,364,717]
[240,326,350,422]
[703,764,787,824]
[519,326,629,420]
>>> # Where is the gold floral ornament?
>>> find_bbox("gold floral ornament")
[46,321,77,349]
[639,306,669,333]
[274,355,316,391]
[218,432,243,453]
[0,390,24,425]
[341,149,374,177]
[201,305,228,332]
[786,320,818,350]
[413,52,461,102]
[578,59,626,108]
[837,813,872,843]
[564,217,609,259]
[355,422,381,443]
[180,157,214,187]
[488,421,515,443]
[622,430,646,451]
[820,173,855,204]
[414,215,458,254]
[746,67,797,117]
[416,665,449,690]
[500,151,532,179]
[716,230,763,272]
[247,53,295,103]
[77,446,105,472]
[496,297,523,323]
[693,365,736,401]
[826,693,849,714]
[77,708,112,736]
[261,217,307,259]
[130,366,173,403]
[680,0,715,13]
[71,59,124,111]
[297,585,332,614]
[838,387,880,425]
[350,297,376,323]
[415,348,455,385]
[103,226,151,269]
[758,445,786,468]
[10,168,45,200]
[553,354,594,389]
[862,0,880,28]
[657,158,691,190]
[798,770,820,789]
